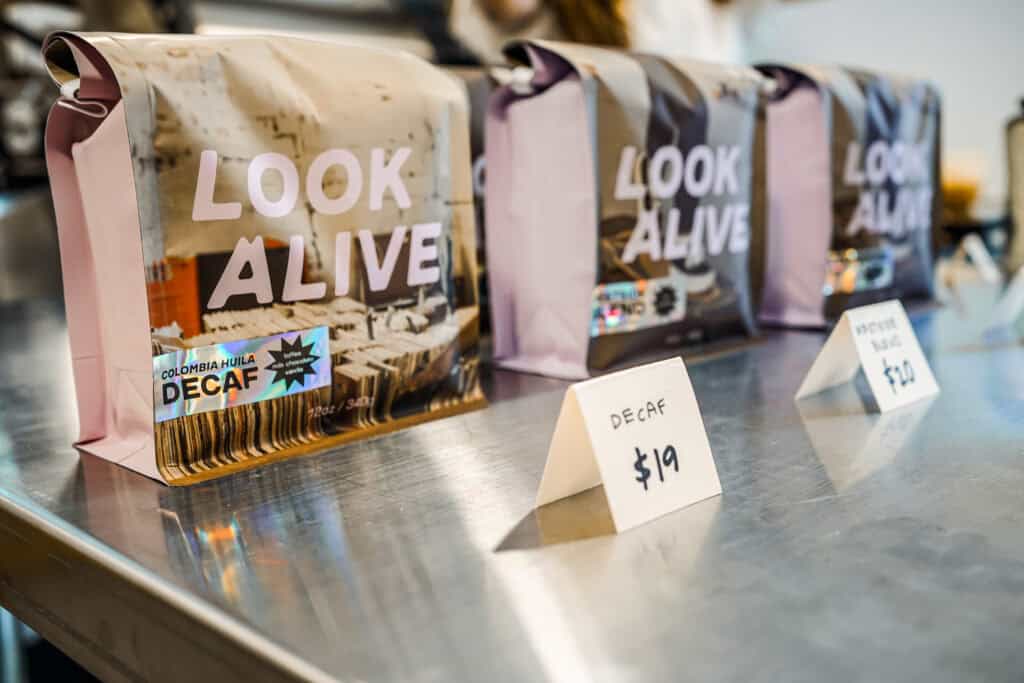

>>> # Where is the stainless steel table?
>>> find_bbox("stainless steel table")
[1,289,1022,683]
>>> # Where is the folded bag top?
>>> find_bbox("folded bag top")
[485,40,767,380]
[43,32,483,485]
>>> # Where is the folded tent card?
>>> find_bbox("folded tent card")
[485,41,767,380]
[757,65,941,328]
[796,300,939,412]
[44,32,484,484]
[989,265,1024,335]
[537,357,722,533]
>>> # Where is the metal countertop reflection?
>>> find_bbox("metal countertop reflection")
[0,289,1023,682]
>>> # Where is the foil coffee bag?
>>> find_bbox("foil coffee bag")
[758,65,941,326]
[44,32,483,485]
[486,41,765,379]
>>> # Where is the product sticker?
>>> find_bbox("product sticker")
[154,326,331,423]
[824,246,895,296]
[590,273,688,337]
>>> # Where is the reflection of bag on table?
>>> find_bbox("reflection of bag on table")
[486,41,765,379]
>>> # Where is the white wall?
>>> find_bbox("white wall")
[743,0,1024,207]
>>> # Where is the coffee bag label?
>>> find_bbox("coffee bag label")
[154,326,330,423]
[613,143,751,265]
[591,274,688,337]
[580,54,761,369]
[841,141,933,238]
[821,68,939,311]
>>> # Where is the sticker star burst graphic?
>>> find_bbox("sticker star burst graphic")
[265,334,320,390]
[654,285,678,317]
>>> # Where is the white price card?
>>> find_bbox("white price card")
[796,300,940,412]
[535,357,722,533]
[990,266,1024,331]
[962,233,1003,285]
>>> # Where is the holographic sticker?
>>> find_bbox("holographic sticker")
[824,246,895,297]
[591,273,688,337]
[153,326,330,423]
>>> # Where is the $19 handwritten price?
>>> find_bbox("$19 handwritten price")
[633,444,679,492]
[882,357,915,394]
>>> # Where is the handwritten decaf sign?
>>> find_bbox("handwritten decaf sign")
[536,358,721,533]
[796,300,939,412]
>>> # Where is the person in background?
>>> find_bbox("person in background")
[449,0,761,64]
[75,0,194,33]
[0,0,193,188]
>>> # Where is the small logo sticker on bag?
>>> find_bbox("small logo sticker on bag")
[590,273,688,337]
[153,326,330,423]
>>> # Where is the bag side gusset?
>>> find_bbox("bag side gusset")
[43,32,160,479]
[755,64,832,328]
[486,40,645,378]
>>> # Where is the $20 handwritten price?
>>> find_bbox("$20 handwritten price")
[633,445,680,492]
[882,357,915,394]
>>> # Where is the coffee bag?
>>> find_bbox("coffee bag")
[758,65,941,326]
[44,32,483,484]
[486,41,765,379]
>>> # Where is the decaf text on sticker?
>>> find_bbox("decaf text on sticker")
[154,326,331,423]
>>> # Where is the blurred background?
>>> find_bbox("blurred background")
[0,0,1020,306]
[0,0,1022,680]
